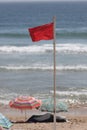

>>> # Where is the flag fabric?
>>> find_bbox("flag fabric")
[28,22,54,42]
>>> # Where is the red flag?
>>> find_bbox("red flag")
[28,22,54,42]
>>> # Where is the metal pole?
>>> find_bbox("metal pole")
[53,16,56,130]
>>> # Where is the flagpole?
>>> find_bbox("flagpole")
[53,16,56,130]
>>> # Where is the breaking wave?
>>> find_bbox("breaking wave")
[50,90,87,96]
[1,64,87,71]
[0,43,87,54]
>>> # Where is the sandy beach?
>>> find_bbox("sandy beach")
[0,104,87,130]
[0,1,87,130]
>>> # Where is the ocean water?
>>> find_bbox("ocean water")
[0,1,87,105]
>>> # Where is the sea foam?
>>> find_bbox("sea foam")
[0,43,87,54]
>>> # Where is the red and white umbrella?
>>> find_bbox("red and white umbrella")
[9,96,42,110]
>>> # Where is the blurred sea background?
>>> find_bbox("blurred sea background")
[0,1,87,105]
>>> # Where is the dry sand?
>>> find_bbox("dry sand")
[0,104,87,130]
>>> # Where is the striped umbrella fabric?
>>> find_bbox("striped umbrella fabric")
[9,96,42,110]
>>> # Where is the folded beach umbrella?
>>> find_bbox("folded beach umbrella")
[9,96,42,110]
[0,113,13,129]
